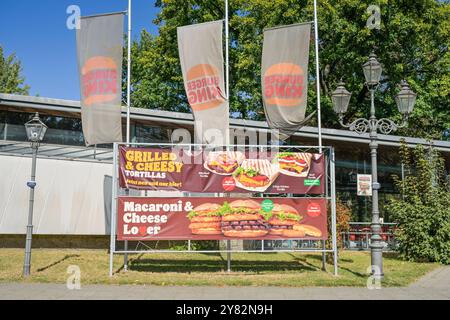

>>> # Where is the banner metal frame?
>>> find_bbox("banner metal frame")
[109,143,338,277]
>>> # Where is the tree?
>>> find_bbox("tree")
[127,0,450,140]
[0,46,29,95]
[386,141,450,264]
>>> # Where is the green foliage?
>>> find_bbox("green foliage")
[386,141,450,264]
[126,0,450,139]
[0,46,29,95]
[326,198,351,262]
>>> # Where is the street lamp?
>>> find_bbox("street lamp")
[395,80,417,116]
[23,112,47,276]
[362,53,382,86]
[331,81,352,116]
[331,54,416,279]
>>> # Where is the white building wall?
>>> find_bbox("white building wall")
[0,155,112,235]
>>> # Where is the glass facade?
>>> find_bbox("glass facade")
[0,111,173,148]
[0,111,84,146]
[287,135,408,222]
[1,109,448,223]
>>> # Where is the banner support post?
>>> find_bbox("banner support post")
[323,149,332,270]
[109,143,119,277]
[227,240,231,272]
[321,240,326,270]
[330,148,339,276]
[321,148,330,271]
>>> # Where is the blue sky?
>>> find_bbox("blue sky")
[0,0,159,100]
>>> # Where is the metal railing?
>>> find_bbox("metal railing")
[341,222,398,251]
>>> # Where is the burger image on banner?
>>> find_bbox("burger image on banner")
[267,203,304,237]
[187,203,222,235]
[290,224,323,238]
[221,200,270,238]
[232,159,279,192]
[204,151,245,175]
[273,152,313,177]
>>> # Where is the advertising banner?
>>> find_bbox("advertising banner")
[117,197,327,241]
[177,21,229,144]
[76,13,124,146]
[357,174,372,196]
[261,23,311,140]
[119,146,325,194]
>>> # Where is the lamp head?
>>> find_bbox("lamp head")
[362,53,382,86]
[395,80,416,116]
[331,81,352,115]
[25,113,47,143]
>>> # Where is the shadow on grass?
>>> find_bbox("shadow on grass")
[37,254,80,272]
[124,256,317,273]
[286,253,323,271]
[289,253,367,278]
[114,253,145,274]
[338,266,367,278]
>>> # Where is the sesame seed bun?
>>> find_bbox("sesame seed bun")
[282,229,306,238]
[293,224,322,237]
[271,204,299,215]
[192,202,222,212]
[229,199,261,210]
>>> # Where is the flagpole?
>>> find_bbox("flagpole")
[126,0,132,144]
[224,0,232,271]
[123,0,132,273]
[313,0,322,151]
[313,0,326,271]
[225,0,230,147]
[225,0,229,102]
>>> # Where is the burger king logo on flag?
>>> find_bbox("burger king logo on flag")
[186,64,225,111]
[81,56,118,106]
[263,62,304,107]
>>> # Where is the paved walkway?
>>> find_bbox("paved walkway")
[1,267,448,300]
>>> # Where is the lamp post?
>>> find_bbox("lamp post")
[23,112,47,276]
[331,53,416,279]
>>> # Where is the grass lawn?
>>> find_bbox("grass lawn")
[0,248,439,287]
